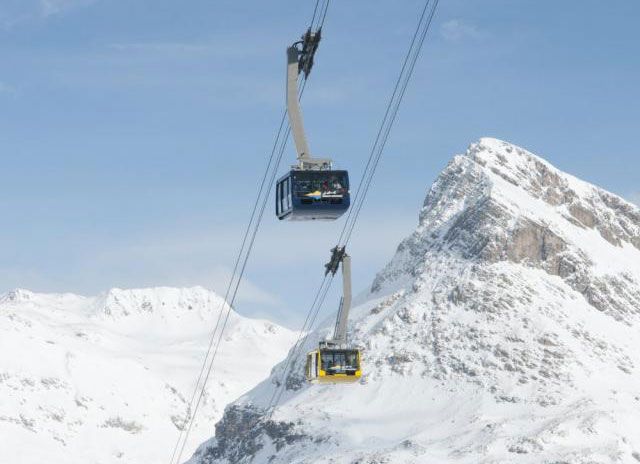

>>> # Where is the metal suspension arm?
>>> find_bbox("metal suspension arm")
[325,246,352,344]
[286,29,332,170]
[287,45,311,162]
[333,254,352,344]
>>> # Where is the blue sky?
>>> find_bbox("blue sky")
[1,0,639,327]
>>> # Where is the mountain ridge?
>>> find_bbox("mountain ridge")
[189,137,640,464]
[0,285,298,464]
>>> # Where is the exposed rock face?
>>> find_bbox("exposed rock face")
[202,405,311,463]
[373,139,640,322]
[188,138,640,464]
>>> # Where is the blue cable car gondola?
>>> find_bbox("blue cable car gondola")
[276,169,349,220]
[277,28,351,221]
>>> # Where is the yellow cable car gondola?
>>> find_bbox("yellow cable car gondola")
[306,247,362,384]
[306,343,361,383]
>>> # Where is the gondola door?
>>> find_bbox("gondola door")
[306,350,319,381]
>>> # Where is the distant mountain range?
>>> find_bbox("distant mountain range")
[0,286,298,464]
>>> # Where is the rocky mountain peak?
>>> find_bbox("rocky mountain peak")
[0,288,35,303]
[188,139,640,464]
[374,138,640,323]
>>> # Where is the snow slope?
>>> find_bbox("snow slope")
[0,286,298,464]
[188,138,640,464]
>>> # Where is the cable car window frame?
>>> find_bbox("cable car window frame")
[292,171,349,202]
[306,351,319,379]
[319,349,359,376]
[285,176,291,210]
[276,170,350,221]
[276,180,280,216]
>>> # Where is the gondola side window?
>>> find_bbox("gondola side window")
[322,352,344,372]
[346,351,358,369]
[293,171,348,200]
[283,181,287,212]
[320,350,359,374]
[276,181,281,215]
[285,177,291,210]
[280,180,285,214]
[305,352,319,378]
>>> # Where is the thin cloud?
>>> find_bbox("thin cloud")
[0,0,95,29]
[79,230,284,309]
[108,31,279,59]
[204,267,283,308]
[39,0,96,17]
[108,42,213,55]
[0,81,17,96]
[440,19,484,42]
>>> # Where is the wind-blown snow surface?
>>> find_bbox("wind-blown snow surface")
[188,138,640,464]
[0,286,298,464]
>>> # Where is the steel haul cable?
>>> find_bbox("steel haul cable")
[168,107,287,464]
[202,0,437,456]
[167,1,331,463]
[171,0,438,458]
[338,0,440,249]
[261,0,440,430]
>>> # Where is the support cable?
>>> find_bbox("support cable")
[169,108,288,464]
[338,0,439,249]
[167,1,329,461]
[261,0,440,430]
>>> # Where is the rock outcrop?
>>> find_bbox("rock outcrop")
[189,138,640,464]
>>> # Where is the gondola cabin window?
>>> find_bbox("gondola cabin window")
[276,170,350,220]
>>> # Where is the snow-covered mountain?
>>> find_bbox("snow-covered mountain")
[188,138,640,464]
[0,286,298,464]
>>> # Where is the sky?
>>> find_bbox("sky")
[1,0,639,327]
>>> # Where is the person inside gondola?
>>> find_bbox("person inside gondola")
[331,178,343,194]
[327,359,334,372]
